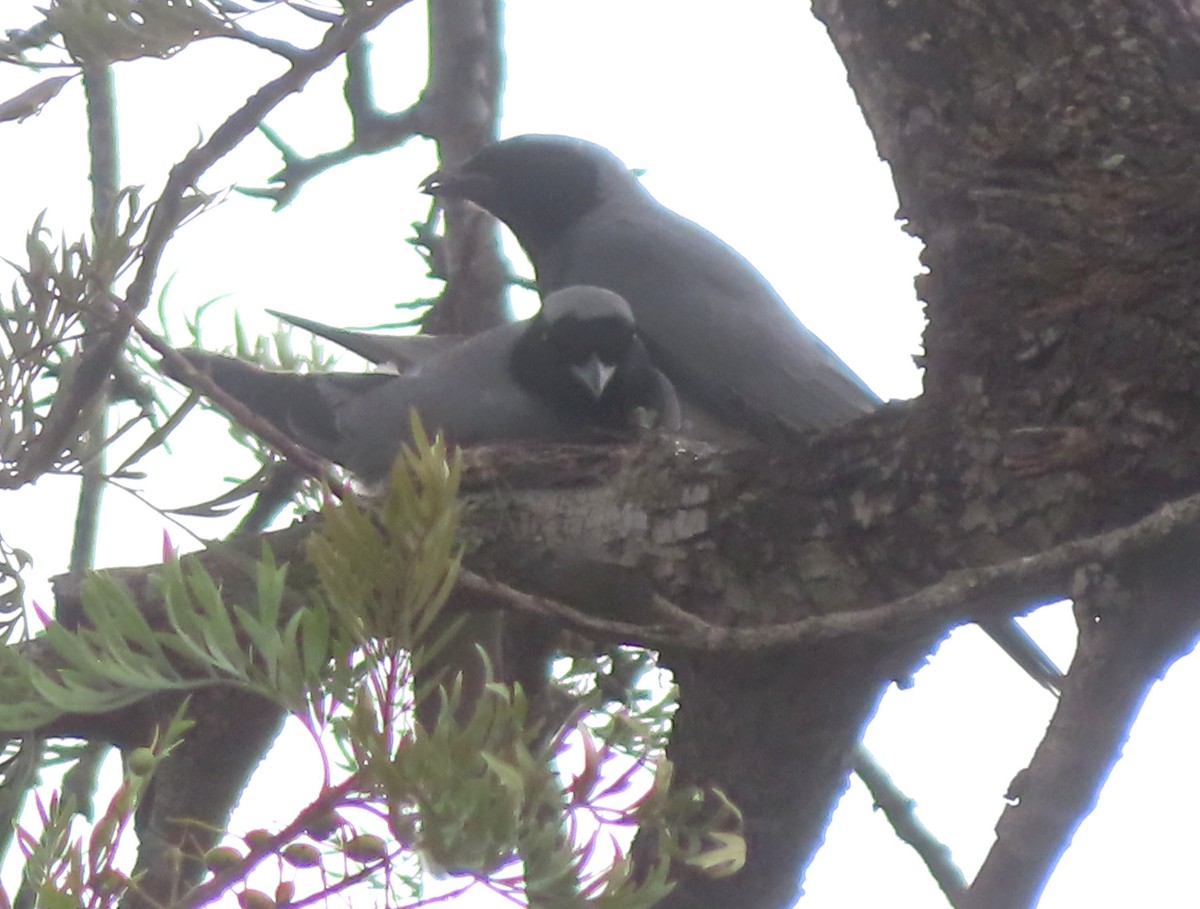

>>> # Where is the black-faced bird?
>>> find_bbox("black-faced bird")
[172,285,679,483]
[421,134,876,443]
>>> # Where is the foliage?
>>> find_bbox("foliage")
[0,537,33,645]
[45,1,236,64]
[0,3,745,906]
[0,422,737,907]
[12,706,191,909]
[0,198,146,489]
[0,541,330,730]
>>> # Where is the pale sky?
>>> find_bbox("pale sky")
[1,2,1196,907]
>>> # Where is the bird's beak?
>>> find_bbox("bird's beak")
[570,354,617,400]
[419,170,450,196]
[420,168,486,198]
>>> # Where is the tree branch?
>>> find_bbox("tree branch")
[416,0,507,334]
[852,744,967,907]
[456,472,1200,656]
[249,36,425,209]
[964,559,1200,909]
[125,0,412,316]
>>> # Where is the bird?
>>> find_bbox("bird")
[171,285,680,483]
[421,134,1065,693]
[420,134,877,442]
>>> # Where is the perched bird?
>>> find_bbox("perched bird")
[421,134,876,442]
[173,286,680,482]
[422,134,1065,692]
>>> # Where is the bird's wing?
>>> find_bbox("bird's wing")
[173,322,590,481]
[544,199,878,437]
[267,309,464,372]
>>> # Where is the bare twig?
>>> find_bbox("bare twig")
[852,744,967,907]
[251,100,423,209]
[223,21,306,61]
[125,0,412,316]
[248,34,425,208]
[0,18,57,59]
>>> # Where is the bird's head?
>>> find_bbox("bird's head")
[420,135,640,262]
[539,285,636,401]
[508,285,640,411]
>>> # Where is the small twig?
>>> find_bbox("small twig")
[344,37,376,121]
[852,744,967,907]
[103,475,222,550]
[253,99,423,209]
[454,569,679,643]
[224,22,306,61]
[125,0,412,315]
[284,3,343,25]
[0,18,58,59]
[648,592,719,633]
[240,32,429,209]
[233,462,308,535]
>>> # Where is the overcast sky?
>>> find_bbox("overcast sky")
[1,2,1197,907]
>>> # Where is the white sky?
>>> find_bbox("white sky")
[1,2,1197,907]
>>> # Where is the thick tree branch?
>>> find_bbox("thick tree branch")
[458,474,1200,653]
[965,557,1200,908]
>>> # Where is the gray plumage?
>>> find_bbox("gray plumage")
[421,134,877,441]
[266,309,464,373]
[174,286,679,482]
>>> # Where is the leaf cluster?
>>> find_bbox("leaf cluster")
[0,541,335,731]
[0,191,198,489]
[307,415,463,676]
[46,0,236,64]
